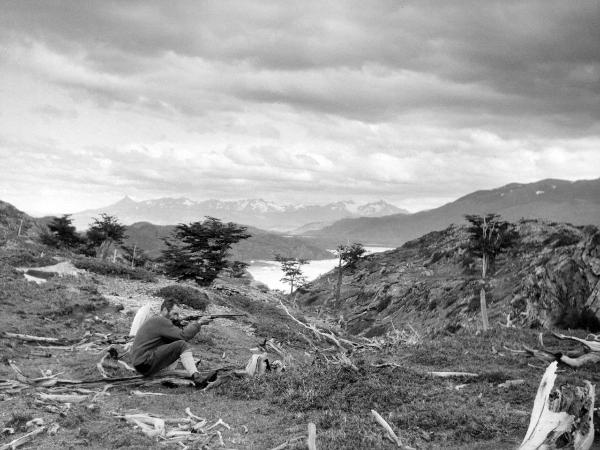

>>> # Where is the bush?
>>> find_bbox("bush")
[155,285,209,311]
[74,257,156,281]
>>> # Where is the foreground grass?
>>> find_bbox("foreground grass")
[2,253,600,449]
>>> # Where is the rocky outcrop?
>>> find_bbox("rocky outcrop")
[295,220,600,336]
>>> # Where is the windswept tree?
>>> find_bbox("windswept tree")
[87,213,127,247]
[464,213,518,331]
[162,217,250,286]
[275,254,309,295]
[333,242,366,304]
[42,214,82,249]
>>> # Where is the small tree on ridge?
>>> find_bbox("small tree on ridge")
[275,254,309,295]
[333,242,366,305]
[464,213,518,331]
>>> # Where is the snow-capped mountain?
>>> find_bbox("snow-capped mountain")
[69,197,408,231]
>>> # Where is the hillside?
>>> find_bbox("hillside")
[309,177,600,246]
[2,215,600,448]
[296,219,600,337]
[124,222,333,262]
[0,200,44,242]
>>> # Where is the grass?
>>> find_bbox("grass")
[2,245,600,449]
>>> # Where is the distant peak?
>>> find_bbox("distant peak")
[116,195,136,204]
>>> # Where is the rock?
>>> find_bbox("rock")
[295,220,600,334]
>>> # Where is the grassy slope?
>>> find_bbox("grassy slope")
[1,244,600,449]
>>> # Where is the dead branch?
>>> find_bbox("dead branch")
[37,393,89,403]
[279,300,366,352]
[0,426,46,450]
[558,352,600,368]
[427,371,478,378]
[307,422,317,450]
[132,390,166,397]
[269,436,305,450]
[551,331,600,352]
[2,332,73,345]
[97,354,109,378]
[371,410,414,449]
[90,384,112,402]
[498,379,525,388]
[520,344,600,368]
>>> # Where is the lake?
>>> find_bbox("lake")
[246,246,394,292]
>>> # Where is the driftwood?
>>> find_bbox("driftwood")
[115,408,234,447]
[371,410,414,449]
[427,371,478,378]
[519,361,595,450]
[0,426,46,450]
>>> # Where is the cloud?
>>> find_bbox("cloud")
[0,0,599,215]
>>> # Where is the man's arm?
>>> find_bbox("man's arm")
[155,316,204,341]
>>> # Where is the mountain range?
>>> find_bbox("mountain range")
[307,177,600,246]
[70,197,407,231]
[123,222,333,262]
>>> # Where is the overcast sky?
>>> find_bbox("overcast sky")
[1,1,599,216]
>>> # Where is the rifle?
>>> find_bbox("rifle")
[172,314,247,328]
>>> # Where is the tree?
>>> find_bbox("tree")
[162,216,250,286]
[275,254,309,295]
[464,213,518,331]
[44,214,82,248]
[85,213,127,259]
[333,243,366,304]
[87,213,127,247]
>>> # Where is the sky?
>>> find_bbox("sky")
[1,0,599,216]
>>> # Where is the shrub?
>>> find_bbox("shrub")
[74,257,155,281]
[155,285,209,311]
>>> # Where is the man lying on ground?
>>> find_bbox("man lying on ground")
[131,298,213,387]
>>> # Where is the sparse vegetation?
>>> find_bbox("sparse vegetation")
[2,216,600,450]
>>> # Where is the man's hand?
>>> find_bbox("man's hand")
[197,316,213,326]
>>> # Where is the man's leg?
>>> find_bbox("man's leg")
[143,340,189,376]
[179,350,198,376]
